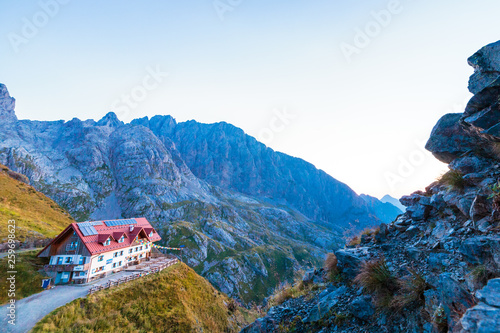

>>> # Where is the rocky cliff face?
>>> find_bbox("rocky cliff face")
[0,84,16,122]
[132,116,379,230]
[0,85,399,302]
[242,40,500,332]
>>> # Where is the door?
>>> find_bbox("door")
[55,272,63,284]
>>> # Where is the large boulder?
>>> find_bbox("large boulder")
[477,278,500,307]
[335,247,370,280]
[449,156,490,175]
[464,82,500,118]
[460,303,500,333]
[425,113,483,164]
[458,236,500,266]
[469,195,492,222]
[461,278,500,332]
[467,40,500,95]
[302,286,347,323]
[349,295,374,321]
[437,273,475,330]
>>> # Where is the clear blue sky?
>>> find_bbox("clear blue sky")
[1,0,499,198]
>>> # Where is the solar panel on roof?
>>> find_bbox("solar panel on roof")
[104,219,137,227]
[77,222,98,236]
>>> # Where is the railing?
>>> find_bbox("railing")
[88,259,178,295]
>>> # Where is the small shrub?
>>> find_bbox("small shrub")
[354,257,397,308]
[450,294,478,326]
[347,236,360,247]
[268,282,293,306]
[391,268,432,310]
[227,299,238,313]
[438,170,466,191]
[354,257,396,294]
[468,264,499,287]
[324,253,338,273]
[323,253,342,283]
[333,312,351,325]
[432,304,448,333]
[488,181,500,210]
[361,227,380,237]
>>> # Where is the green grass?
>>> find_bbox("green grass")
[0,250,50,304]
[32,262,258,333]
[438,170,466,191]
[0,164,74,242]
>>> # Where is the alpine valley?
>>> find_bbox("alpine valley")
[0,85,400,303]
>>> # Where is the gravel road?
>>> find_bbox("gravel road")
[0,271,133,333]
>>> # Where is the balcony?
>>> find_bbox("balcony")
[45,263,90,272]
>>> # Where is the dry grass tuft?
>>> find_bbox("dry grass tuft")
[391,268,432,310]
[324,253,341,282]
[347,236,361,247]
[354,257,397,308]
[324,253,338,273]
[438,170,466,191]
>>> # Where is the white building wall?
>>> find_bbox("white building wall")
[88,243,152,278]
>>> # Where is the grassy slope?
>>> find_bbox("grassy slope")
[0,164,73,242]
[0,250,50,304]
[33,262,258,333]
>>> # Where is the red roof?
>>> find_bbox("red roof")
[38,217,161,256]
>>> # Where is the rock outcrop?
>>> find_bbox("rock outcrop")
[242,40,500,332]
[0,83,16,122]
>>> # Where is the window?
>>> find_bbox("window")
[114,252,118,258]
[149,231,153,237]
[139,253,143,258]
[98,255,104,262]
[118,261,122,266]
[104,238,111,246]
[95,266,104,273]
[146,244,149,249]
[112,263,117,268]
[129,249,133,254]
[140,246,143,251]
[120,251,124,256]
[56,257,63,265]
[91,269,95,274]
[118,235,125,243]
[135,247,139,252]
[65,257,72,264]
[78,257,85,265]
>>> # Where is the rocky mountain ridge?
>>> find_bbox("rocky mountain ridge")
[0,84,399,303]
[242,40,500,332]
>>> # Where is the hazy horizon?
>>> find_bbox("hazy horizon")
[2,0,500,198]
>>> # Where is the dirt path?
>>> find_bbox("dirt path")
[0,271,134,333]
[0,248,42,259]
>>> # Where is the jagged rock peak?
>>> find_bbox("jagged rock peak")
[468,40,500,94]
[0,83,17,122]
[427,41,500,163]
[131,115,177,136]
[96,111,124,128]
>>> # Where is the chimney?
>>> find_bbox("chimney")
[129,225,134,232]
